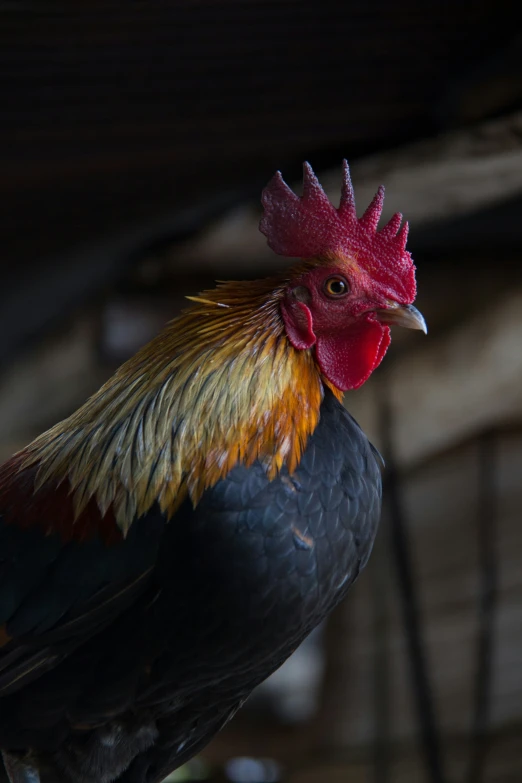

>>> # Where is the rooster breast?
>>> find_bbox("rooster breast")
[0,388,382,783]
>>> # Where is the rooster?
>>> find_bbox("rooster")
[0,162,425,783]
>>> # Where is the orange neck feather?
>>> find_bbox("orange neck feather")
[22,271,342,534]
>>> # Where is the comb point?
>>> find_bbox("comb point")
[339,159,356,217]
[360,185,385,231]
[261,170,296,202]
[302,161,329,205]
[380,211,403,239]
[396,220,409,249]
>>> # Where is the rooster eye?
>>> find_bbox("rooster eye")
[323,276,350,298]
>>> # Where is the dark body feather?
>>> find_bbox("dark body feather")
[0,390,381,783]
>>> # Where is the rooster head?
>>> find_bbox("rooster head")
[260,161,426,391]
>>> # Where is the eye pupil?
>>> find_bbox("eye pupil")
[324,276,349,297]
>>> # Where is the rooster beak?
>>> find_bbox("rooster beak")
[374,303,427,334]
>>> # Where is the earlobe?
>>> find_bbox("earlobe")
[281,298,316,350]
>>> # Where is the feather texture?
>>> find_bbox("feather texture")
[0,390,382,783]
[2,270,339,539]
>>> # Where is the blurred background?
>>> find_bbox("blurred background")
[1,2,522,782]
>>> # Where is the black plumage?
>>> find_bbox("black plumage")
[0,390,381,783]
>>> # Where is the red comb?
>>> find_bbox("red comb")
[260,161,416,304]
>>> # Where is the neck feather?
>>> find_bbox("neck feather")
[23,274,339,534]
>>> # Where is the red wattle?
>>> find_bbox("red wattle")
[315,321,390,391]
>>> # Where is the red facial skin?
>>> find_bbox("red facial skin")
[281,264,392,391]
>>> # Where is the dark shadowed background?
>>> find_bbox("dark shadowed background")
[1,2,522,781]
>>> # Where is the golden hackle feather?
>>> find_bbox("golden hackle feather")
[21,269,339,535]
